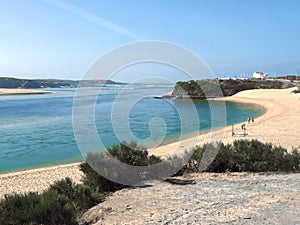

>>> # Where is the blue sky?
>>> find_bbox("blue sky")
[1,0,300,82]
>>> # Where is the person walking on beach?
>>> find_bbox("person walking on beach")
[241,123,246,130]
[247,118,251,123]
[252,117,254,123]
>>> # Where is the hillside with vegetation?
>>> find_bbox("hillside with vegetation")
[172,79,290,98]
[0,77,124,89]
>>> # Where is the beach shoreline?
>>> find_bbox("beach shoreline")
[148,99,266,157]
[150,87,300,156]
[0,87,299,198]
[0,88,53,95]
[0,99,261,175]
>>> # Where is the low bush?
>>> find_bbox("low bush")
[0,191,77,225]
[80,141,162,192]
[0,178,104,225]
[48,177,105,212]
[176,140,300,174]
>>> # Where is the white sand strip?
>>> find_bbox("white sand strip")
[0,88,53,95]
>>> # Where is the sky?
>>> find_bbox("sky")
[1,0,300,82]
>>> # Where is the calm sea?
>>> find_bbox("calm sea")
[0,84,259,172]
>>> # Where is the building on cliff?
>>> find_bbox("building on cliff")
[253,72,268,79]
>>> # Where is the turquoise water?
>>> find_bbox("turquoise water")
[0,85,259,172]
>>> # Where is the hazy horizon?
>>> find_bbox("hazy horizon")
[1,0,300,82]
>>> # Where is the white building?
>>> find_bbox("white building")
[253,72,268,79]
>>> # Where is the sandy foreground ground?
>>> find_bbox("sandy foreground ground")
[0,88,52,95]
[79,172,300,225]
[0,87,299,223]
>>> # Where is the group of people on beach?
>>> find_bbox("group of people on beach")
[241,117,255,131]
[247,117,254,123]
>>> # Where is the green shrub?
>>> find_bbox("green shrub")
[81,140,300,187]
[0,178,104,225]
[49,177,105,212]
[177,140,300,174]
[33,190,78,225]
[0,191,77,225]
[172,79,285,98]
[80,141,162,192]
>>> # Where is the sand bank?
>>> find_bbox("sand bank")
[0,88,53,95]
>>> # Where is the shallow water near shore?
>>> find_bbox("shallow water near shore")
[0,85,259,172]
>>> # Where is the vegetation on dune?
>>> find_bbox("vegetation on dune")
[0,178,105,225]
[176,140,300,175]
[219,79,284,96]
[80,141,162,192]
[172,79,286,98]
[1,140,299,224]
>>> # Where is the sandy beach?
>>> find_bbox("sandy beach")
[0,88,52,95]
[0,87,299,204]
[0,163,83,199]
[150,87,300,157]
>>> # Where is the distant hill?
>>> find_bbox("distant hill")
[0,77,125,89]
[172,79,291,98]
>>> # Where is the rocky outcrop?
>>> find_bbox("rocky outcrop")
[78,172,300,225]
[171,79,286,98]
[172,80,223,98]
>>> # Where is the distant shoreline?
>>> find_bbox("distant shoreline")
[0,88,53,95]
